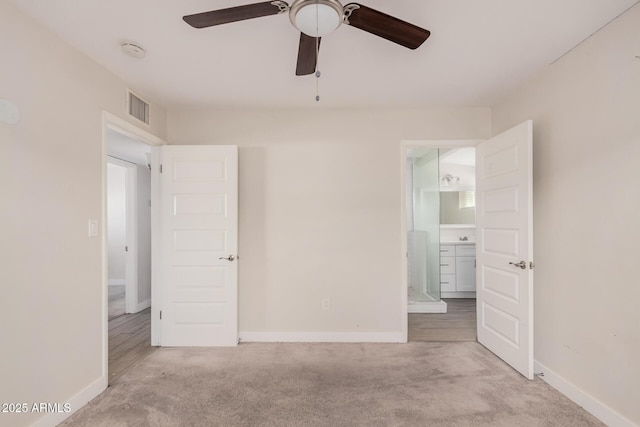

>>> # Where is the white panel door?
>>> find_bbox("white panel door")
[159,145,238,347]
[476,121,534,379]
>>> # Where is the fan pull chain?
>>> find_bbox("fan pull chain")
[315,38,321,102]
[315,1,320,102]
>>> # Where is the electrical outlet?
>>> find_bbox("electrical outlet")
[321,298,331,310]
[0,99,20,124]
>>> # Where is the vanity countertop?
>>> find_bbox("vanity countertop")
[440,241,476,245]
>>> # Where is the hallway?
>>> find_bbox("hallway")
[108,308,154,384]
[108,285,125,321]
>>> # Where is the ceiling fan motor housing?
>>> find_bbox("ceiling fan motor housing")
[289,0,344,37]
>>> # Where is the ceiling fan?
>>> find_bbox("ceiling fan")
[183,0,430,76]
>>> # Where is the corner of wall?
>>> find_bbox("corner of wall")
[535,360,637,427]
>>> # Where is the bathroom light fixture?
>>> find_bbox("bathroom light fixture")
[442,174,460,186]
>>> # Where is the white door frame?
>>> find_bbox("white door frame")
[106,156,138,315]
[101,111,165,382]
[400,139,483,343]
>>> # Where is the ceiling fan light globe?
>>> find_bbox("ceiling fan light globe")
[290,0,343,37]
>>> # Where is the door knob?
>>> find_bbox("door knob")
[219,255,235,262]
[509,261,527,270]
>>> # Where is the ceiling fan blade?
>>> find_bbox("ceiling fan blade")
[183,1,285,29]
[296,33,321,76]
[344,3,430,50]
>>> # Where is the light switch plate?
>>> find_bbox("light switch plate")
[88,219,98,237]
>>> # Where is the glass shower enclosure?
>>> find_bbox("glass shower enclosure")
[407,148,445,313]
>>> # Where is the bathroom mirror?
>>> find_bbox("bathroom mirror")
[440,191,476,225]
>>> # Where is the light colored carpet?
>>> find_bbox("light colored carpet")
[62,342,602,427]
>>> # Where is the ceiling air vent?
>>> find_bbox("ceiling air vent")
[126,90,150,126]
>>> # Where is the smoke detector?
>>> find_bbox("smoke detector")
[121,42,145,59]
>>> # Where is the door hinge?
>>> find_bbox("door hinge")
[530,261,535,269]
[160,164,163,173]
[159,310,162,320]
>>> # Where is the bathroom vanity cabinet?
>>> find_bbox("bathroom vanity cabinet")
[440,243,476,297]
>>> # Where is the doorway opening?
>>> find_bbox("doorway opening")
[402,121,534,379]
[106,130,153,384]
[404,144,478,342]
[107,159,129,321]
[102,112,165,385]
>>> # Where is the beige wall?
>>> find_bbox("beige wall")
[0,2,166,425]
[107,163,127,281]
[168,108,491,334]
[136,164,152,305]
[9,0,638,421]
[492,4,640,424]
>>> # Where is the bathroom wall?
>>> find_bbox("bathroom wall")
[440,191,475,225]
[439,163,476,189]
[440,227,476,243]
[439,149,476,241]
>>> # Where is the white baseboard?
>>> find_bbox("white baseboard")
[32,376,106,427]
[408,300,447,313]
[108,279,125,286]
[239,331,404,343]
[534,360,636,427]
[133,298,151,313]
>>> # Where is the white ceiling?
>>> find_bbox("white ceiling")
[440,148,475,167]
[11,0,639,110]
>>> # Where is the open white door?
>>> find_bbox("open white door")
[159,145,238,347]
[476,121,534,379]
